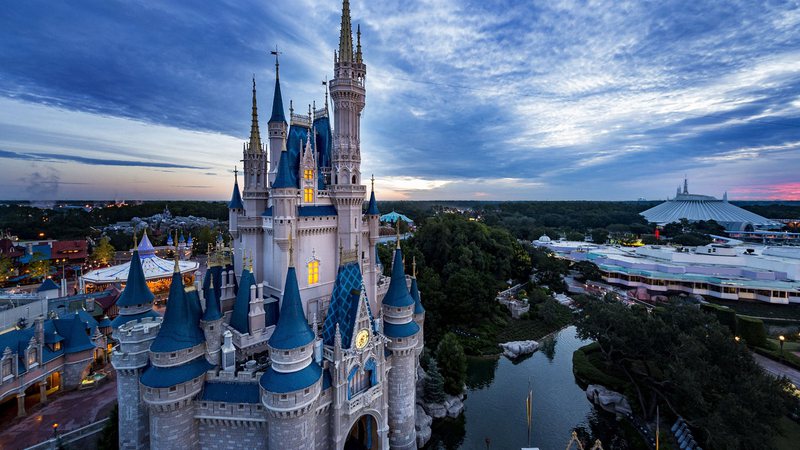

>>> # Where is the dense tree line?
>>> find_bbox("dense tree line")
[576,298,794,449]
[0,201,228,240]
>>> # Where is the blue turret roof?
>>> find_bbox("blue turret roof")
[149,271,206,353]
[37,278,59,292]
[260,360,321,394]
[115,249,155,310]
[166,234,174,246]
[383,320,419,338]
[230,268,255,334]
[201,270,222,322]
[228,178,244,210]
[269,71,286,124]
[269,267,315,350]
[179,233,186,244]
[140,357,213,388]
[272,149,295,189]
[367,189,380,216]
[382,248,414,307]
[410,278,424,314]
[57,314,97,354]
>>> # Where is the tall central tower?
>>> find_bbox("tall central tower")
[329,0,367,253]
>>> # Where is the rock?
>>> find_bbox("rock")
[424,402,447,419]
[586,384,633,416]
[443,395,464,418]
[415,404,433,448]
[499,340,539,359]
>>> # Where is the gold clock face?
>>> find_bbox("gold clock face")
[355,329,370,349]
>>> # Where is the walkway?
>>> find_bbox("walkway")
[0,374,117,450]
[752,353,800,387]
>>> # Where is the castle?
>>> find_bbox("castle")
[111,1,425,449]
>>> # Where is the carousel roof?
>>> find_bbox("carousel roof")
[83,232,198,284]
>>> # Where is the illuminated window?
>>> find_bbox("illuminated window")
[304,169,313,180]
[307,260,319,285]
[304,188,314,203]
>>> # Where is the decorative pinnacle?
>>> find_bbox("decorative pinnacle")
[322,78,328,110]
[270,45,281,80]
[371,174,375,191]
[132,230,138,248]
[356,24,362,63]
[395,220,401,249]
[339,242,344,262]
[289,99,294,116]
[412,256,417,278]
[234,166,238,184]
[338,0,354,63]
[248,250,253,272]
[288,230,294,267]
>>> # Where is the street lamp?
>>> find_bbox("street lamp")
[779,335,785,359]
[735,336,740,343]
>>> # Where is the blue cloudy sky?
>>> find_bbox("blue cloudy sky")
[1,0,800,201]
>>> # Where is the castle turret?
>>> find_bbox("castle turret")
[111,234,161,449]
[200,269,223,365]
[365,175,381,309]
[230,265,256,335]
[270,150,298,288]
[260,261,321,450]
[228,167,244,243]
[268,50,287,185]
[242,77,269,213]
[381,241,419,450]
[330,0,367,253]
[140,254,212,449]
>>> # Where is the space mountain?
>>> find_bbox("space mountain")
[111,1,426,449]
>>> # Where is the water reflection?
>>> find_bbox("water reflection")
[425,327,629,450]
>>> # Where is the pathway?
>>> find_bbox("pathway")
[0,374,117,450]
[752,353,800,386]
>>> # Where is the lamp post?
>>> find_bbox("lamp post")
[735,336,740,344]
[779,335,785,359]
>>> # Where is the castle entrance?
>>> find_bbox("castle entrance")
[344,414,379,450]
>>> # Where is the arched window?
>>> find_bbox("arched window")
[351,175,357,184]
[304,188,314,203]
[307,260,319,285]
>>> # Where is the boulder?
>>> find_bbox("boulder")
[443,395,465,418]
[586,384,633,416]
[415,404,433,448]
[499,340,539,359]
[423,402,447,419]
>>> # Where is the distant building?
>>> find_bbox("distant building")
[640,179,781,232]
[536,238,800,304]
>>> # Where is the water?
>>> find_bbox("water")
[426,326,631,450]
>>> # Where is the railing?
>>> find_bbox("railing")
[25,417,109,450]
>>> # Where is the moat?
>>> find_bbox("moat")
[425,326,632,450]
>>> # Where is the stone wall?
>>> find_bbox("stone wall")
[387,352,417,450]
[149,403,199,449]
[268,411,316,450]
[117,369,149,450]
[62,352,93,390]
[198,421,267,450]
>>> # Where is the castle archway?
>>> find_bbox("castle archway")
[344,413,379,450]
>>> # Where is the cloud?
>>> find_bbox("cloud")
[0,148,207,169]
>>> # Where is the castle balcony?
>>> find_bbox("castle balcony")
[347,384,381,415]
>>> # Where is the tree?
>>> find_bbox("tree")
[423,360,447,404]
[90,236,115,266]
[573,260,602,282]
[537,298,572,327]
[0,255,12,283]
[97,403,119,450]
[28,252,50,280]
[436,333,467,396]
[590,228,609,244]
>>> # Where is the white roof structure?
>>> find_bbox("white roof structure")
[640,181,781,232]
[83,232,198,284]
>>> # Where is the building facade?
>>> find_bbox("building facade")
[112,2,424,448]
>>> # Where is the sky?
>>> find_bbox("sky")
[1,0,800,201]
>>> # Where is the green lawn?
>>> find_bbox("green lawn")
[755,339,800,371]
[772,416,800,450]
[706,299,800,321]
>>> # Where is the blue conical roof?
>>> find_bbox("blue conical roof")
[230,268,254,334]
[269,72,286,123]
[367,189,380,215]
[269,267,315,350]
[228,178,244,209]
[272,150,295,189]
[410,277,424,314]
[115,249,155,309]
[202,271,222,322]
[382,248,414,307]
[37,278,59,292]
[62,314,96,354]
[150,271,206,353]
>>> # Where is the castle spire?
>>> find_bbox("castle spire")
[367,174,380,215]
[683,177,688,194]
[228,166,244,209]
[338,0,354,63]
[356,24,362,64]
[269,46,286,124]
[248,77,263,153]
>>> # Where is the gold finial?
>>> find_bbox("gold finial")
[395,220,401,249]
[289,99,294,116]
[412,256,417,278]
[173,231,180,273]
[248,250,253,272]
[288,230,294,267]
[132,230,138,248]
